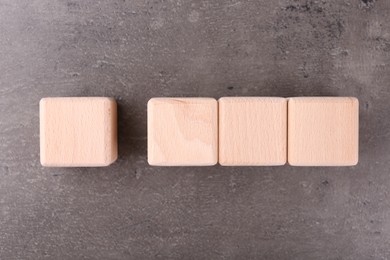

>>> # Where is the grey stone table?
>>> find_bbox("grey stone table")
[1,0,390,259]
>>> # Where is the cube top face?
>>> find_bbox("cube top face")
[147,98,218,166]
[40,97,118,167]
[288,97,359,166]
[219,97,287,166]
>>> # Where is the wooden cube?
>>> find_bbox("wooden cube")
[40,97,118,167]
[219,97,287,166]
[147,98,218,166]
[288,97,359,166]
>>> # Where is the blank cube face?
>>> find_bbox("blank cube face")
[219,97,287,166]
[288,97,359,166]
[40,97,118,167]
[148,98,218,166]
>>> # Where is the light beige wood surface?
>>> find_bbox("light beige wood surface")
[147,98,218,166]
[219,97,287,166]
[288,97,359,166]
[40,97,117,167]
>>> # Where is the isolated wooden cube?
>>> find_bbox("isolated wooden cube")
[219,97,287,166]
[148,98,218,166]
[40,97,117,167]
[288,97,359,166]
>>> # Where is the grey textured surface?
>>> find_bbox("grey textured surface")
[1,0,390,259]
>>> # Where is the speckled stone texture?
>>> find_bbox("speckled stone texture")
[0,0,390,259]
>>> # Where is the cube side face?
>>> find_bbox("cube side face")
[219,97,287,166]
[102,98,118,166]
[103,98,118,166]
[147,98,218,166]
[288,97,359,166]
[40,97,117,167]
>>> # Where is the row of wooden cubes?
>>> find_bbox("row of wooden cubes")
[148,97,359,166]
[40,97,358,167]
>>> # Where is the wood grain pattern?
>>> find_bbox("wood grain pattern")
[40,97,117,167]
[288,97,359,166]
[219,97,287,166]
[147,98,218,166]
